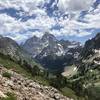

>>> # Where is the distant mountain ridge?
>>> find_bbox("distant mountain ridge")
[0,36,39,67]
[22,32,82,71]
[0,34,82,72]
[78,33,100,73]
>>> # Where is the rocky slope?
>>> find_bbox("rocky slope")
[0,66,72,100]
[22,32,82,71]
[78,33,100,72]
[0,35,20,59]
[0,35,39,67]
[73,33,100,100]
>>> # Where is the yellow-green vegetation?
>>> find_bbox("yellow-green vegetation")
[1,92,17,100]
[61,87,86,100]
[2,72,12,79]
[67,67,100,100]
[34,76,50,86]
[61,87,77,100]
[0,52,100,100]
[0,53,50,86]
[86,85,100,100]
[0,55,20,69]
[0,54,32,78]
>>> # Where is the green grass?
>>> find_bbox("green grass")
[61,87,78,100]
[1,92,17,100]
[0,54,34,79]
[1,53,99,100]
[0,54,49,85]
[61,87,86,100]
[33,76,50,86]
[2,72,12,79]
[87,86,100,100]
[0,56,20,69]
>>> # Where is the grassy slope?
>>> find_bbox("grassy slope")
[1,53,99,100]
[0,54,49,85]
[0,55,32,78]
[0,54,82,100]
[61,63,100,100]
[61,87,78,100]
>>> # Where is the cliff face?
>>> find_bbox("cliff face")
[80,33,100,59]
[78,33,100,73]
[0,66,72,100]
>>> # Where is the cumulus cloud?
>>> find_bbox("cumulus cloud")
[0,0,99,43]
[57,0,96,12]
[0,0,46,10]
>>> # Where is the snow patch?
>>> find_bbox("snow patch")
[68,45,78,48]
[73,67,77,71]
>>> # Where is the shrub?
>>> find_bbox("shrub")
[2,72,12,79]
[1,92,17,100]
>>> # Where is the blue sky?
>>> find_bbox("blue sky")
[0,0,100,43]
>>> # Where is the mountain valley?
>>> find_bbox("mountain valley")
[0,0,100,100]
[0,33,100,100]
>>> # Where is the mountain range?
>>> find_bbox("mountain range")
[0,35,39,69]
[22,32,82,71]
[0,32,100,100]
[0,32,99,74]
[0,33,82,72]
[78,33,100,74]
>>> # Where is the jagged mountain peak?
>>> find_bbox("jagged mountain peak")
[42,32,57,42]
[42,32,55,37]
[79,33,100,61]
[94,32,100,40]
[0,36,22,60]
[22,33,82,70]
[27,35,40,43]
[32,35,40,40]
[0,36,19,50]
[84,33,100,50]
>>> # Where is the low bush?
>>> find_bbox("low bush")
[2,72,12,79]
[1,92,17,100]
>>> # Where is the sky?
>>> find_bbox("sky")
[0,0,100,43]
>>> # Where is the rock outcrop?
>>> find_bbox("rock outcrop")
[0,66,73,100]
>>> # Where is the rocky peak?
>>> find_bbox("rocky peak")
[95,33,100,40]
[78,33,100,73]
[22,33,82,70]
[42,32,57,43]
[81,33,100,58]
[25,36,40,45]
[0,35,35,65]
[0,36,19,48]
[31,35,40,41]
[0,36,20,58]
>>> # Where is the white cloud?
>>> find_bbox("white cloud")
[0,13,56,32]
[58,0,96,12]
[0,0,99,43]
[0,11,56,42]
[77,30,93,37]
[0,0,46,11]
[0,14,22,34]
